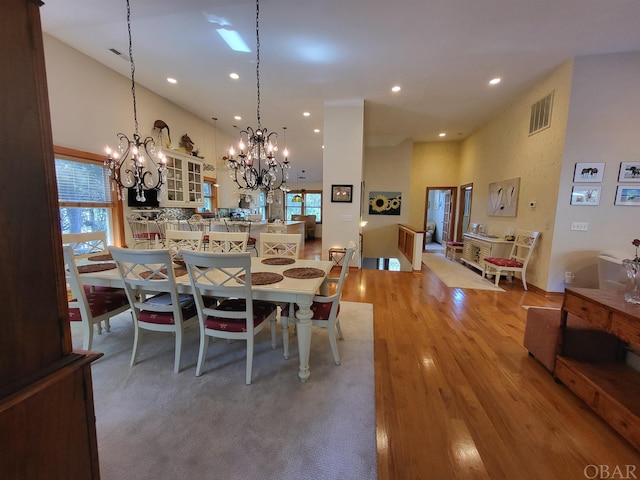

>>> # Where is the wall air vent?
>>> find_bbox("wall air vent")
[529,91,554,135]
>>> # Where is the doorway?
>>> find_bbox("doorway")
[455,183,473,241]
[424,186,457,250]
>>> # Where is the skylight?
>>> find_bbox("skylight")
[217,28,250,53]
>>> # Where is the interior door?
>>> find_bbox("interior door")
[424,186,457,248]
[441,191,451,243]
[456,183,473,241]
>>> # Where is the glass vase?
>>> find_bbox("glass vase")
[623,259,640,304]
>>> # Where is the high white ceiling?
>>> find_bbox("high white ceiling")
[40,0,640,184]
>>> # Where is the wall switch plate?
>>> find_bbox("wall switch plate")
[571,221,589,231]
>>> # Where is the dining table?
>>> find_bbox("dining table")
[76,254,333,382]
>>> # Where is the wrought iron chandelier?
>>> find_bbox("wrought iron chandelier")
[226,0,291,202]
[104,0,166,202]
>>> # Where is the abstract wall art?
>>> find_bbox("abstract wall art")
[487,177,520,217]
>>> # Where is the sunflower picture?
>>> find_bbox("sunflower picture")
[369,191,401,215]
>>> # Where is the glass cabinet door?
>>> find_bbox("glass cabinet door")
[165,155,184,202]
[160,150,203,207]
[187,160,202,203]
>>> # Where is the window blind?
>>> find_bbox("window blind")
[55,158,112,203]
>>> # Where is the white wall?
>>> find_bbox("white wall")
[413,53,640,292]
[548,52,640,291]
[322,101,364,262]
[409,142,461,231]
[362,139,413,258]
[43,34,236,207]
[454,61,574,291]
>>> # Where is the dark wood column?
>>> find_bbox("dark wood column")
[0,1,101,478]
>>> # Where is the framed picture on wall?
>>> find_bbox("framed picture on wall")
[615,185,640,206]
[573,162,605,182]
[570,186,601,206]
[331,184,353,203]
[369,191,401,215]
[487,177,520,216]
[618,162,640,182]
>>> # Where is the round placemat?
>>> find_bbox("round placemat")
[139,266,187,280]
[239,272,284,285]
[283,267,325,279]
[261,257,296,265]
[77,263,117,273]
[87,253,113,262]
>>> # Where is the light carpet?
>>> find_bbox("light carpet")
[72,301,376,480]
[422,252,505,291]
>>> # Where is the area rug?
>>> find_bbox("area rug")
[71,301,376,480]
[422,252,505,291]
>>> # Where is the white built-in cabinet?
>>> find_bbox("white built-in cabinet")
[160,148,204,208]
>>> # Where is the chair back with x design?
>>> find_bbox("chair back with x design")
[259,233,302,258]
[207,231,249,253]
[108,247,198,372]
[180,250,278,384]
[62,231,109,259]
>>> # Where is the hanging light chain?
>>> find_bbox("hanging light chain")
[103,0,167,196]
[255,0,261,129]
[126,0,139,136]
[224,0,291,192]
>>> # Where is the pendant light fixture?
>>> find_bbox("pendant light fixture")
[225,0,291,203]
[104,0,166,202]
[292,169,304,202]
[203,117,218,173]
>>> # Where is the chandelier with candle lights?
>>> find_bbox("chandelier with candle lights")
[104,0,166,202]
[225,0,291,203]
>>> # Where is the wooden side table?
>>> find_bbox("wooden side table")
[329,248,347,266]
[555,287,640,451]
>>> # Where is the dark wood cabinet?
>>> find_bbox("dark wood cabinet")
[0,1,101,478]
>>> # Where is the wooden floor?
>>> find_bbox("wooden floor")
[302,239,640,480]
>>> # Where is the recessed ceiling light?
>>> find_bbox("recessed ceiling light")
[303,112,310,117]
[234,115,242,121]
[489,78,501,85]
[391,85,401,93]
[229,72,239,80]
[439,132,446,137]
[167,77,177,84]
[314,129,320,133]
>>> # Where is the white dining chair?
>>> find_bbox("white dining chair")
[482,230,541,290]
[282,246,356,365]
[225,220,258,255]
[108,246,198,373]
[155,212,179,247]
[165,229,204,257]
[207,231,249,253]
[265,223,286,234]
[62,231,109,259]
[63,245,130,350]
[258,233,302,258]
[128,214,157,249]
[180,250,278,384]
